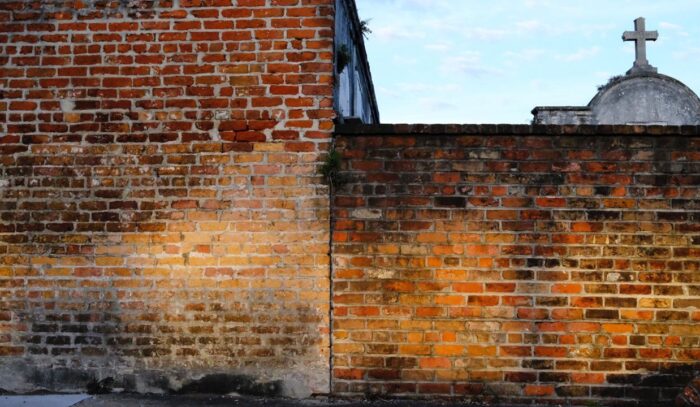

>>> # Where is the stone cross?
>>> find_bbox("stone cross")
[622,17,658,74]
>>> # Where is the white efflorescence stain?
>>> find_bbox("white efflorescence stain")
[60,99,75,112]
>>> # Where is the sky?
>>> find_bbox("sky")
[354,0,700,124]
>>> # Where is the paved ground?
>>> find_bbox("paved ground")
[73,394,519,406]
[0,394,90,407]
[0,393,535,407]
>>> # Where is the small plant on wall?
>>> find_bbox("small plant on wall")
[336,44,352,74]
[320,147,349,190]
[360,19,372,39]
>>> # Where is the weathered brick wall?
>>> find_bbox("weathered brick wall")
[0,0,334,396]
[333,125,700,405]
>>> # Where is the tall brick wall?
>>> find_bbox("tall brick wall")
[0,0,334,396]
[333,125,700,405]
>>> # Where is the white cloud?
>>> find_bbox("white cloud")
[377,86,399,98]
[673,47,700,61]
[421,17,510,41]
[373,24,425,41]
[529,79,544,91]
[441,52,504,77]
[659,21,683,30]
[355,0,700,123]
[463,27,509,41]
[557,46,601,62]
[396,0,449,9]
[391,54,418,66]
[398,83,461,93]
[419,97,459,112]
[425,42,452,52]
[516,20,543,32]
[523,0,551,8]
[659,21,689,37]
[504,48,546,62]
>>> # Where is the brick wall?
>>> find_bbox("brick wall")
[333,125,700,405]
[0,0,334,396]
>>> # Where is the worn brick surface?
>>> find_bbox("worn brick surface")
[332,133,700,405]
[0,0,334,395]
[677,377,700,407]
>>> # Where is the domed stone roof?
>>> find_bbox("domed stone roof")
[588,72,700,125]
[532,17,700,126]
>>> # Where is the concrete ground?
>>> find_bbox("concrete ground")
[0,393,534,407]
[0,394,90,407]
[75,394,495,406]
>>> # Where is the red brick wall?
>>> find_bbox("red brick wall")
[333,125,700,405]
[0,0,334,395]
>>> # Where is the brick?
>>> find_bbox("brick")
[4,3,700,405]
[0,0,336,395]
[434,345,464,356]
[334,127,696,400]
[419,357,451,369]
[524,385,555,396]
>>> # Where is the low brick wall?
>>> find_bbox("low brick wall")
[332,124,700,405]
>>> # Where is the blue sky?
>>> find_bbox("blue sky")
[354,0,700,123]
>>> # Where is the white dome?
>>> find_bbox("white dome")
[589,72,700,125]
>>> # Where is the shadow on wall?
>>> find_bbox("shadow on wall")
[1,289,322,397]
[330,131,700,405]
